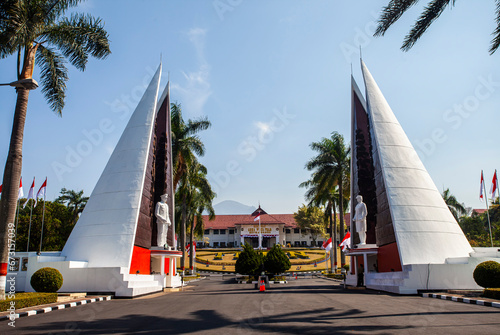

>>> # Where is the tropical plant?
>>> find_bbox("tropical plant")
[235,243,263,276]
[171,103,212,270]
[263,244,291,276]
[55,188,88,224]
[304,131,350,265]
[374,0,500,54]
[442,188,466,221]
[473,261,500,288]
[171,102,211,189]
[0,0,110,300]
[30,267,63,292]
[293,204,327,246]
[177,161,216,274]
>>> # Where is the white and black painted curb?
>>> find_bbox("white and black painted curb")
[422,293,500,309]
[0,296,112,321]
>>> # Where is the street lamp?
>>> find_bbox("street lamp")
[0,78,39,90]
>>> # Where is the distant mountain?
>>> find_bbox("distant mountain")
[213,200,257,215]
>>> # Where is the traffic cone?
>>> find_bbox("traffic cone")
[259,280,265,292]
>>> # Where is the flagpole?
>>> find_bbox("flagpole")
[258,215,262,250]
[483,179,494,247]
[27,200,33,252]
[39,191,46,254]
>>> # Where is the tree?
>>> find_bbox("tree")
[171,102,211,271]
[293,204,327,246]
[304,132,350,265]
[0,0,110,300]
[178,161,216,274]
[263,244,291,276]
[374,1,500,54]
[55,188,88,224]
[235,243,263,277]
[442,188,466,221]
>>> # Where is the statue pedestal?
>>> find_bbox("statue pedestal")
[355,243,377,249]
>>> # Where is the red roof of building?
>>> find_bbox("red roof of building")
[472,209,488,215]
[202,212,351,230]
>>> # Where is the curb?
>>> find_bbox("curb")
[0,296,112,321]
[421,293,500,309]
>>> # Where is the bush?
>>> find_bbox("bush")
[483,288,500,300]
[343,264,350,271]
[473,261,500,288]
[235,243,263,276]
[30,267,64,293]
[264,244,291,275]
[0,293,58,311]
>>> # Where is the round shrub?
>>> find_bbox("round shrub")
[264,244,291,275]
[30,267,63,293]
[473,261,500,288]
[235,243,263,276]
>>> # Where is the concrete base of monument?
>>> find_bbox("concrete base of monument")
[345,247,500,294]
[353,244,377,249]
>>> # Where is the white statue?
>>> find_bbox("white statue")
[155,194,172,248]
[353,195,368,245]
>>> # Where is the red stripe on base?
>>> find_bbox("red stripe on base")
[0,263,8,276]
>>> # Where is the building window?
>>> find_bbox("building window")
[235,241,238,246]
[204,229,210,235]
[317,241,323,247]
[301,241,307,246]
[213,242,219,247]
[294,228,300,234]
[220,242,226,247]
[213,229,219,235]
[286,229,291,234]
[229,229,235,234]
[220,229,226,235]
[294,241,300,247]
[228,242,234,247]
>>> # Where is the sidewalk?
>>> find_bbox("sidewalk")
[0,295,112,321]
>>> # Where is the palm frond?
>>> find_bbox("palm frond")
[490,0,500,54]
[37,44,68,114]
[374,0,420,37]
[401,0,454,51]
[43,12,110,71]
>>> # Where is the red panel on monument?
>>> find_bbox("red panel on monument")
[377,242,402,272]
[130,246,151,275]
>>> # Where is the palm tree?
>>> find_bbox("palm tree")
[171,103,211,189]
[304,132,350,266]
[442,188,466,221]
[55,188,88,224]
[176,161,215,274]
[375,1,500,54]
[0,0,110,299]
[171,103,211,270]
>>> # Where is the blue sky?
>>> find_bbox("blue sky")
[0,0,499,214]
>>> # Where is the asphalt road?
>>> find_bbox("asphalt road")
[1,277,499,334]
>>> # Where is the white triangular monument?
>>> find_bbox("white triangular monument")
[347,60,500,294]
[14,64,182,297]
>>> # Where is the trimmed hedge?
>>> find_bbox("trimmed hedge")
[483,288,500,300]
[0,293,58,311]
[473,261,500,288]
[31,267,64,293]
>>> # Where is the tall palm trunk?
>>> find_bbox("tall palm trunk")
[181,193,187,274]
[328,206,334,272]
[339,180,345,266]
[189,219,194,274]
[332,201,338,270]
[0,87,31,299]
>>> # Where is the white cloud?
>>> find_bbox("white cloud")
[171,28,212,117]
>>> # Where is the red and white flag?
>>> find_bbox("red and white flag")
[23,178,35,208]
[322,237,333,252]
[254,213,261,221]
[186,242,196,256]
[340,232,351,251]
[0,184,2,196]
[18,177,24,199]
[491,170,498,199]
[35,178,47,207]
[480,170,485,202]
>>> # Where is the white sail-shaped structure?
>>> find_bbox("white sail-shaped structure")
[347,60,499,294]
[360,60,473,265]
[61,64,162,268]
